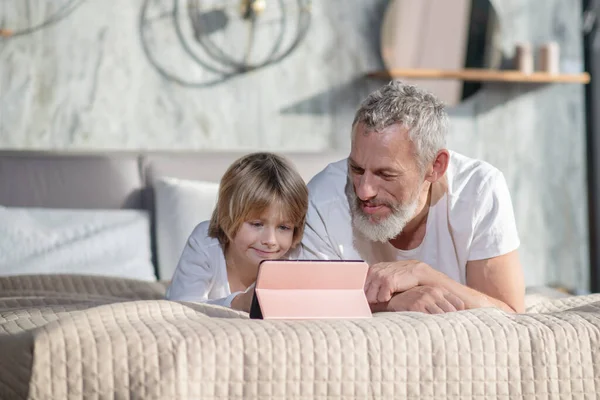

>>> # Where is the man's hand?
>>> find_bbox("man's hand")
[365,252,524,313]
[364,260,430,304]
[376,286,466,314]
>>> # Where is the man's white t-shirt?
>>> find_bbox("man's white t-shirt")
[301,151,520,285]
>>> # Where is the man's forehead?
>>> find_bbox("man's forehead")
[348,152,414,174]
[353,121,410,137]
[350,126,415,167]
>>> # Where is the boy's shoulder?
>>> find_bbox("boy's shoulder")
[189,220,222,250]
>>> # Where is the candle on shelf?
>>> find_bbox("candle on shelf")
[515,43,533,74]
[538,42,560,74]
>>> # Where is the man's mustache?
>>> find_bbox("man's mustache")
[356,198,399,212]
[358,199,386,207]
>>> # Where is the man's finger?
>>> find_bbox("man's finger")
[444,292,465,311]
[364,268,384,303]
[424,304,445,314]
[436,299,457,313]
[376,280,393,303]
[365,281,382,304]
[363,268,376,291]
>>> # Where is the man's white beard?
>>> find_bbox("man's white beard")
[346,179,420,243]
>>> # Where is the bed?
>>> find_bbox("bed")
[0,150,599,399]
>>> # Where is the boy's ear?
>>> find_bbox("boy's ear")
[291,230,302,249]
[224,227,235,244]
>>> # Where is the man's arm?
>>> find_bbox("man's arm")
[414,167,524,313]
[465,250,525,312]
[365,252,525,313]
[417,250,525,312]
[450,169,525,312]
[371,285,466,314]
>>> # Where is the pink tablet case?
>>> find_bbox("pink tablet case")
[254,260,373,319]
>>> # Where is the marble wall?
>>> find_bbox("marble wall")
[0,0,386,150]
[449,0,589,291]
[0,0,590,290]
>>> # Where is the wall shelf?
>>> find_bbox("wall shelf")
[366,68,590,84]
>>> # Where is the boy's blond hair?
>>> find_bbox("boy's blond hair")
[208,152,308,248]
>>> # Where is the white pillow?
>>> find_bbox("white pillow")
[0,207,156,280]
[153,177,219,280]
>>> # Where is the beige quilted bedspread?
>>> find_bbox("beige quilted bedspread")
[0,275,599,399]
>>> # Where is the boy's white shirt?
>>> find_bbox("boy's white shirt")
[300,150,520,285]
[166,221,298,307]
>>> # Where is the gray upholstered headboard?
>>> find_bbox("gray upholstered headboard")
[0,151,144,209]
[0,150,348,272]
[0,150,347,209]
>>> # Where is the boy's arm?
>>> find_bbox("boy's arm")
[166,235,237,307]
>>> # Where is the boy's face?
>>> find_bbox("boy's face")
[228,204,295,269]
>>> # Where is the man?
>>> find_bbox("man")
[301,81,525,314]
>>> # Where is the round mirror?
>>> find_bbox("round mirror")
[380,0,501,106]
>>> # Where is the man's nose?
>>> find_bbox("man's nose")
[355,173,377,201]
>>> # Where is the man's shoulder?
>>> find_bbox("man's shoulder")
[447,151,504,198]
[444,152,519,260]
[307,158,349,205]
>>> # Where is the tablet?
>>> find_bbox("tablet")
[249,260,372,319]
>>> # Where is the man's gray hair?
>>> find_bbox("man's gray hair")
[352,80,449,169]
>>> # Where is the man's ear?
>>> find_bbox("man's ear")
[425,149,450,183]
